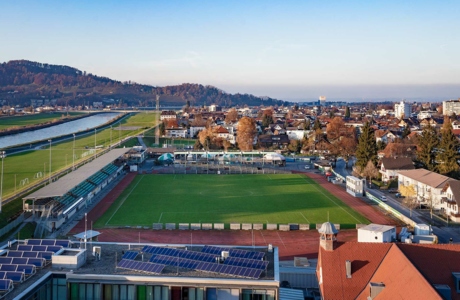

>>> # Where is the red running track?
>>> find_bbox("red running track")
[295,171,398,225]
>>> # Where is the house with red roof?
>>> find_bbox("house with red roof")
[316,222,460,299]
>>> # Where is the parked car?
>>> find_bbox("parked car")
[380,195,387,202]
[388,188,397,193]
[395,193,405,198]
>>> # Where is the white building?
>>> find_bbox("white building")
[394,100,411,119]
[346,176,365,197]
[189,126,206,138]
[286,129,307,141]
[440,180,460,222]
[398,169,451,209]
[357,224,396,243]
[442,99,460,116]
[165,127,187,138]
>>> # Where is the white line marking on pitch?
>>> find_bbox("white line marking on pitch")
[259,231,267,244]
[105,176,144,226]
[299,212,310,223]
[302,176,361,223]
[276,231,287,248]
[158,212,163,223]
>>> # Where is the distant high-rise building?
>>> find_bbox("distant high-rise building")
[394,100,411,119]
[319,96,326,106]
[442,99,460,116]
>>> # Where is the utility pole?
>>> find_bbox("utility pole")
[156,95,160,146]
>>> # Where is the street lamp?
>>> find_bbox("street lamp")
[48,140,52,184]
[94,128,97,149]
[110,125,113,148]
[0,151,6,213]
[73,134,76,170]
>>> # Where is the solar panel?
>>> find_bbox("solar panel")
[143,246,217,262]
[17,245,33,251]
[16,265,36,275]
[201,246,265,260]
[0,272,5,279]
[4,272,24,283]
[7,251,24,258]
[122,251,138,260]
[26,240,41,245]
[224,257,268,270]
[54,240,71,248]
[117,259,165,275]
[31,246,47,252]
[46,246,63,253]
[0,279,12,291]
[0,265,17,272]
[16,258,45,268]
[149,255,262,279]
[0,258,13,265]
[40,240,55,246]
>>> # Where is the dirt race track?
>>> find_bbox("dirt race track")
[69,171,396,260]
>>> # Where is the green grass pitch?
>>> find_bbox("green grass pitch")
[95,174,369,228]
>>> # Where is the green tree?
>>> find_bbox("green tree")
[436,117,460,175]
[416,126,438,171]
[159,121,165,136]
[402,125,411,139]
[376,140,386,151]
[345,106,350,118]
[313,119,321,131]
[262,114,273,127]
[355,122,377,169]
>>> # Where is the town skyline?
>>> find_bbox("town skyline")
[1,1,459,100]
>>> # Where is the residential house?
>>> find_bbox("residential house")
[165,127,187,138]
[440,180,460,222]
[379,157,414,183]
[258,134,290,148]
[316,222,460,300]
[214,126,235,144]
[286,128,307,141]
[398,169,451,209]
[160,110,177,121]
[189,126,206,138]
[381,142,417,159]
[420,117,442,128]
[375,130,396,143]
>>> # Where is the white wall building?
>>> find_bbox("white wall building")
[398,169,451,209]
[346,176,365,197]
[357,224,396,243]
[165,128,187,138]
[394,100,411,119]
[286,129,307,141]
[442,99,460,116]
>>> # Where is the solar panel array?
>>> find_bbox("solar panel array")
[0,264,36,275]
[149,255,262,279]
[201,246,265,260]
[7,251,54,260]
[224,257,268,270]
[122,251,139,260]
[17,245,63,253]
[26,239,70,248]
[0,271,25,283]
[0,257,45,268]
[143,246,218,263]
[117,259,165,275]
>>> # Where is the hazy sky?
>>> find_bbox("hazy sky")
[1,0,459,100]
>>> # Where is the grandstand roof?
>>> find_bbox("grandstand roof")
[24,148,130,200]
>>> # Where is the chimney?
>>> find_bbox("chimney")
[345,260,352,278]
[368,282,385,299]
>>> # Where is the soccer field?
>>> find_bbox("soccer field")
[95,174,369,228]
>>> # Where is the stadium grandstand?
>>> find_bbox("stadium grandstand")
[23,148,131,238]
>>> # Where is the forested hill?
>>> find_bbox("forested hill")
[0,60,289,107]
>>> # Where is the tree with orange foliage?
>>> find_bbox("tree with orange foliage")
[225,108,238,123]
[237,117,257,151]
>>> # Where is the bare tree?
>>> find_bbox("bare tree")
[361,160,379,188]
[225,108,238,123]
[400,184,418,217]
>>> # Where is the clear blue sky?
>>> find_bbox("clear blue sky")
[1,0,459,100]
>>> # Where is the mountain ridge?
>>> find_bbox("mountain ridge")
[0,60,289,107]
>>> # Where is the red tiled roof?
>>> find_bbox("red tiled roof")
[398,243,460,300]
[356,245,441,300]
[317,242,392,300]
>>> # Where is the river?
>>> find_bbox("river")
[0,112,122,149]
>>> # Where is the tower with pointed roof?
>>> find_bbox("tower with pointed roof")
[318,222,339,251]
